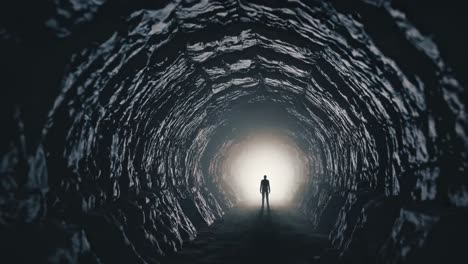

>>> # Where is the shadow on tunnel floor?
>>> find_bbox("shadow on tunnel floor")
[161,203,336,264]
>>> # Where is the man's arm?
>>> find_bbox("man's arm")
[260,181,262,193]
[268,181,271,193]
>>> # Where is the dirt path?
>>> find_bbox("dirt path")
[162,204,331,264]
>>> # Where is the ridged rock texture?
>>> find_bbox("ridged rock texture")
[1,0,467,263]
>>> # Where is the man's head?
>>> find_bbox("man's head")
[264,175,267,179]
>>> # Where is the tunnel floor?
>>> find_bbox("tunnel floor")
[162,204,331,264]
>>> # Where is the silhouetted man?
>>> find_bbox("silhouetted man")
[260,175,270,210]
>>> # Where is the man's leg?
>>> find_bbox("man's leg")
[262,192,265,208]
[266,192,269,209]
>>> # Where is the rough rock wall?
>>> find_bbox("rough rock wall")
[302,1,468,263]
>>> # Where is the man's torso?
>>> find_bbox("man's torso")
[261,179,269,192]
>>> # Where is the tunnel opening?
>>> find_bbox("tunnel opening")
[199,101,313,208]
[222,131,307,205]
[1,0,467,264]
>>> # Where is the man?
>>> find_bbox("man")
[259,175,270,210]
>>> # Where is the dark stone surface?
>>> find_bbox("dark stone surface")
[339,195,403,263]
[330,190,377,251]
[0,220,100,264]
[378,204,468,264]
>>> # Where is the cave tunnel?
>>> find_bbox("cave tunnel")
[1,0,467,263]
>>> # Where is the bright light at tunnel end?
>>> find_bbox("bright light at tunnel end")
[224,134,306,206]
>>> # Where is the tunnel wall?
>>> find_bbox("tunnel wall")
[1,0,467,263]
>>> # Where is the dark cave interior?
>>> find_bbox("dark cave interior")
[0,0,467,263]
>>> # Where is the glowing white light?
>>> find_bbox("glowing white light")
[225,136,304,205]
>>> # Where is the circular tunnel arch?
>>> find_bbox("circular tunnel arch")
[1,0,466,263]
[42,0,465,260]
